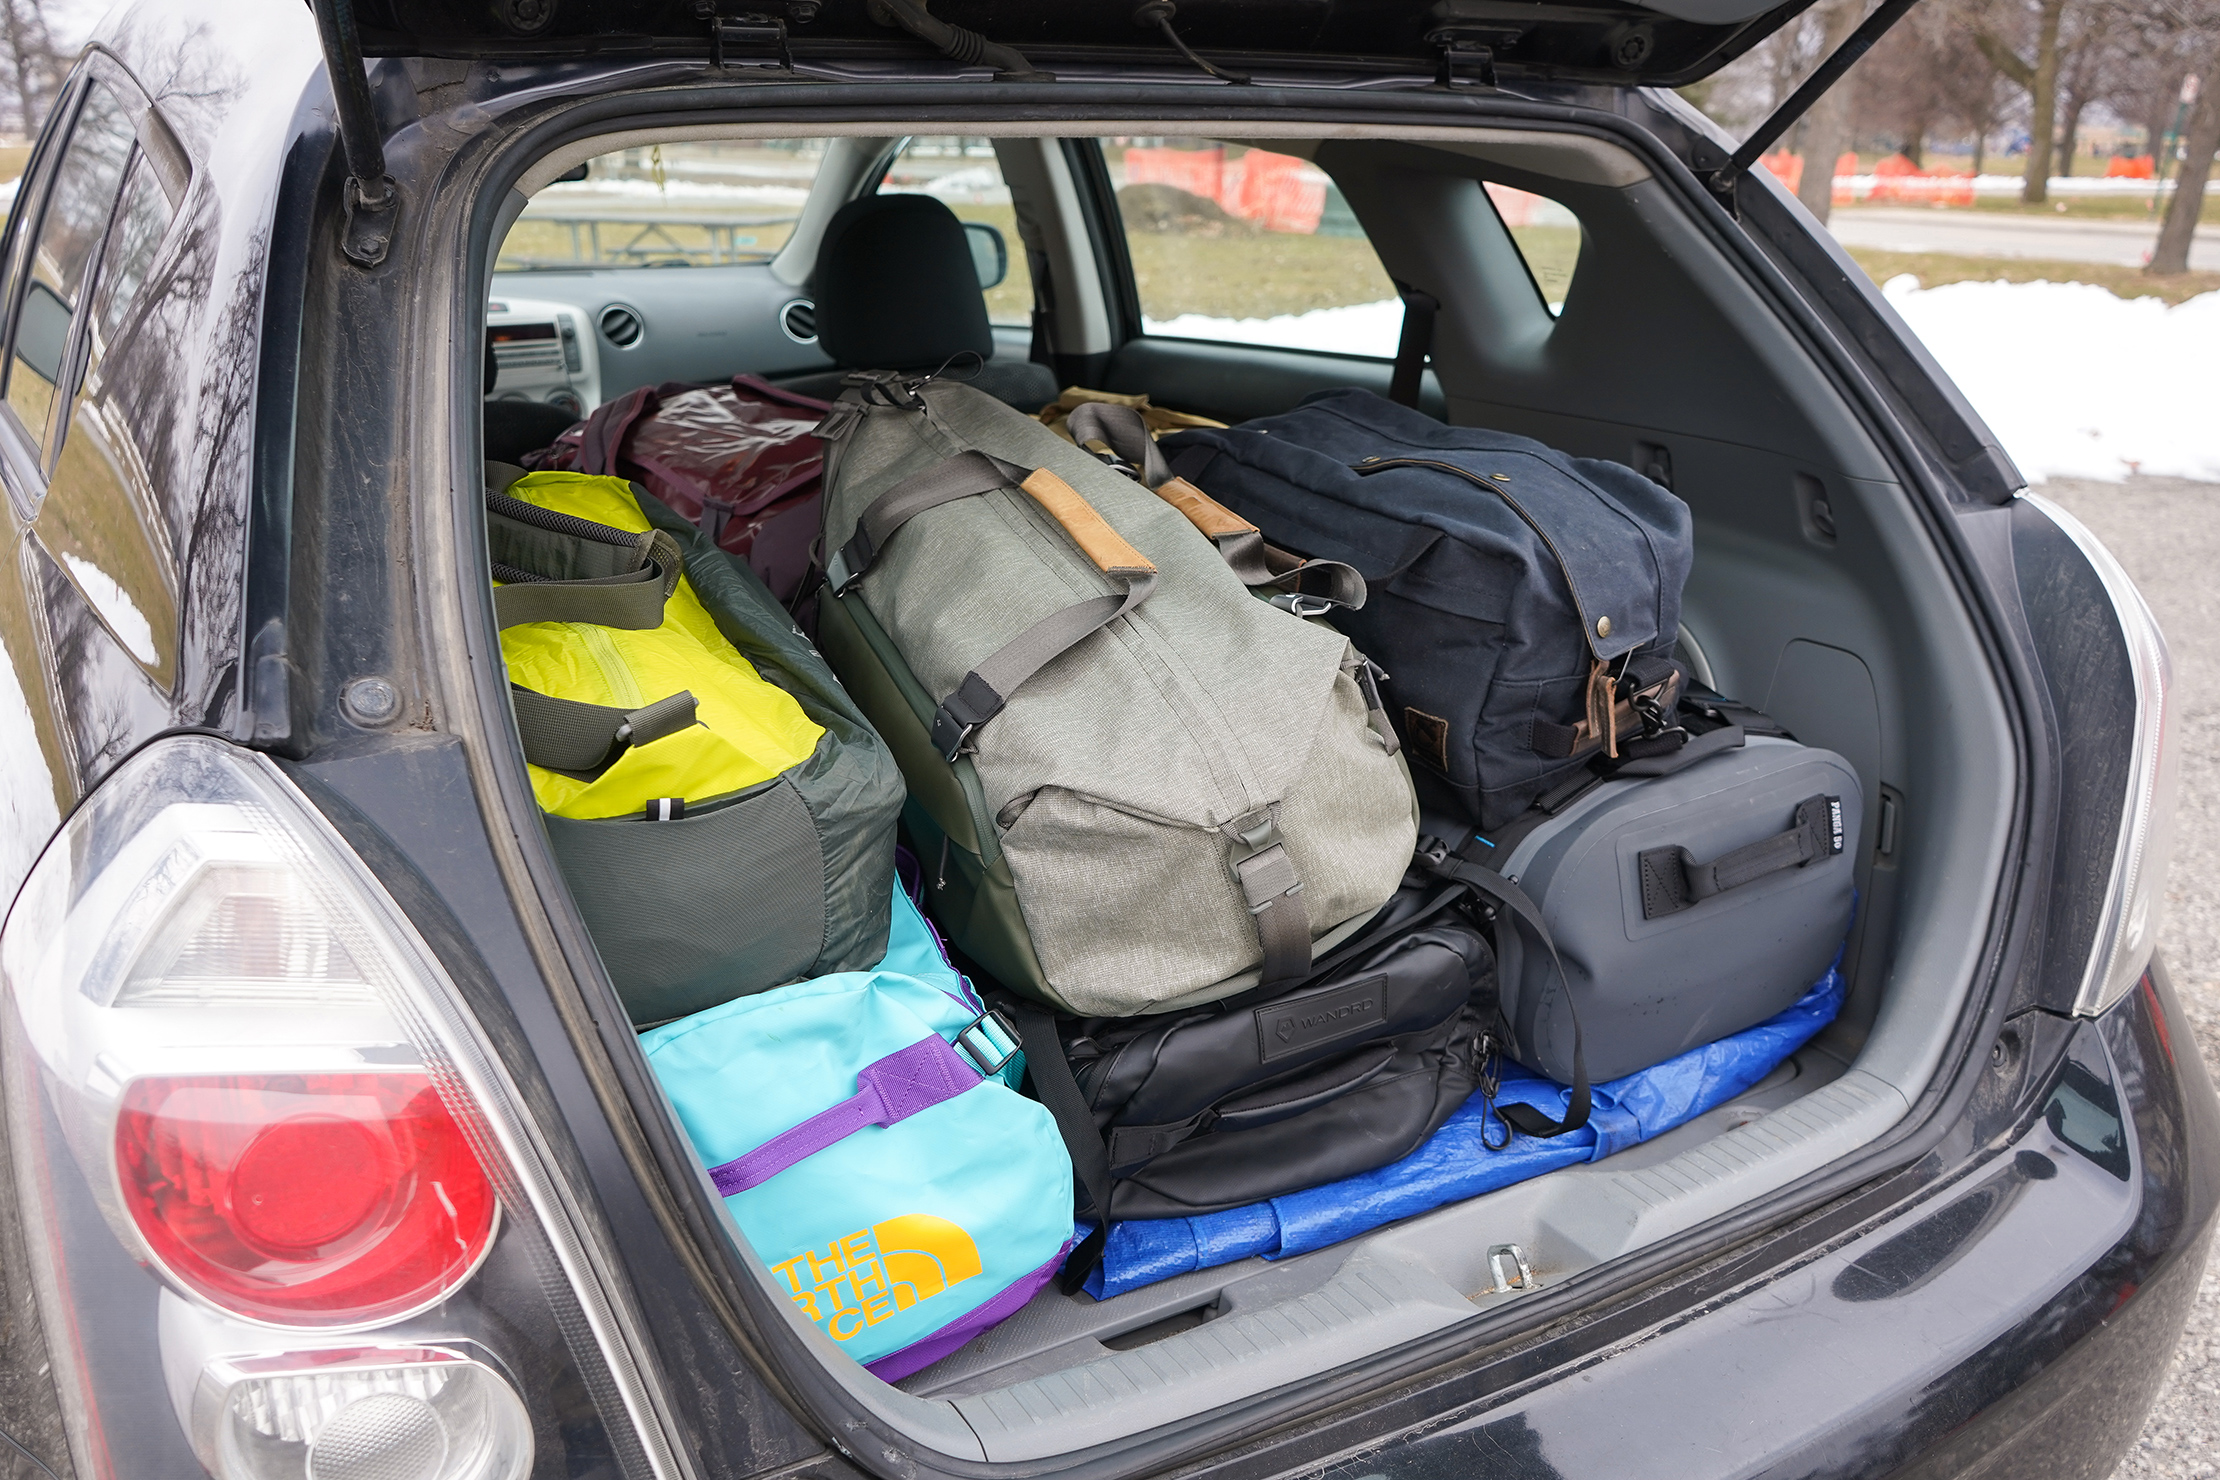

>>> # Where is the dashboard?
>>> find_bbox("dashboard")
[487,263,832,406]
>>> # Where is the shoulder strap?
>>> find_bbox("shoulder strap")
[1420,842,1591,1139]
[825,449,1159,762]
[1011,1002,1116,1293]
[486,490,685,631]
[1067,400,1366,615]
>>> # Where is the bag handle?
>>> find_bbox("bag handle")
[703,1031,989,1197]
[1098,1044,1401,1178]
[824,450,1159,761]
[508,685,698,776]
[1067,401,1367,615]
[1638,794,1843,919]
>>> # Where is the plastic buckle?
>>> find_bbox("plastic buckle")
[824,549,858,596]
[955,1010,1021,1078]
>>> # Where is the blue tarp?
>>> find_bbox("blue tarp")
[1087,952,1848,1300]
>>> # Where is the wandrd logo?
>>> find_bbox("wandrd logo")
[1256,975,1388,1062]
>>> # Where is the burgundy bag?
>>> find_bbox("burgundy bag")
[529,375,830,603]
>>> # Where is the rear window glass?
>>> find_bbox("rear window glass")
[1104,137,1400,357]
[497,140,831,270]
[1488,182,1581,317]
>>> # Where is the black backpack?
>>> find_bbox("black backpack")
[1008,878,1503,1284]
[1164,389,1694,829]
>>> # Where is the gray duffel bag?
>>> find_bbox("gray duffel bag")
[1429,735,1860,1088]
[814,374,1418,1018]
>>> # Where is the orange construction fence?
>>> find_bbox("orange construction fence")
[1121,145,1328,234]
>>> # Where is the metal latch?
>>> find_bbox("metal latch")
[1485,1242,1538,1294]
[694,0,816,69]
[1425,25,1514,88]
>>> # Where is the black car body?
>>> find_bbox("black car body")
[0,4,2211,1480]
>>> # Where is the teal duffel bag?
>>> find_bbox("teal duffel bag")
[640,884,1075,1380]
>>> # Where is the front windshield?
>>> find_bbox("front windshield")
[495,140,829,270]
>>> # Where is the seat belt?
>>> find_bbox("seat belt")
[1389,283,1438,409]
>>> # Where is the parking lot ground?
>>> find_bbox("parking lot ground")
[2044,477,2220,1480]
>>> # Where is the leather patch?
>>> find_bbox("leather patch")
[1256,975,1389,1063]
[1405,707,1450,774]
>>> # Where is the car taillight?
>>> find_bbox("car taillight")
[115,1072,496,1326]
[3,737,683,1480]
[2027,494,2181,1016]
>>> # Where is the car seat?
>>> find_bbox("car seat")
[780,193,1059,411]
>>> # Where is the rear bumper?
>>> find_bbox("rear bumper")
[1314,958,2220,1480]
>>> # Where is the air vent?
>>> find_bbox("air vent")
[598,304,644,348]
[780,298,817,345]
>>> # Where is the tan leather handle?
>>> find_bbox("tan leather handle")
[1020,468,1157,578]
[1152,476,1258,540]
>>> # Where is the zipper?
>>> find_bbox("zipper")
[568,621,646,709]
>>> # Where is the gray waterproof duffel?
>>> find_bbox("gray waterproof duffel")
[1450,736,1861,1084]
[813,375,1418,1018]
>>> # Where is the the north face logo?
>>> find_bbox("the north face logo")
[771,1214,980,1343]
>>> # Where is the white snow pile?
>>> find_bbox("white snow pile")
[1881,276,2220,483]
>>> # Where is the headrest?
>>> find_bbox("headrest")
[812,194,994,372]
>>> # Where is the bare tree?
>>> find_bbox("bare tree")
[1792,0,1870,223]
[2150,54,2219,274]
[1977,0,2074,201]
[0,0,63,138]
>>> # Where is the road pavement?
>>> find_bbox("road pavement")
[2046,477,2220,1480]
[1828,206,2216,272]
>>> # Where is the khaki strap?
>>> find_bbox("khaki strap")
[1019,468,1156,578]
[1152,476,1257,540]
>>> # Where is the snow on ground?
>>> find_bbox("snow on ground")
[1145,299,1406,358]
[1881,276,2220,483]
[1151,278,2220,484]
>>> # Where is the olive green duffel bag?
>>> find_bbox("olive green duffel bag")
[487,466,905,1027]
[812,376,1416,1018]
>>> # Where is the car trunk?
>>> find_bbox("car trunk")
[427,67,2018,1470]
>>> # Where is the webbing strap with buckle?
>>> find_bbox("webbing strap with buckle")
[1226,808,1312,989]
[828,448,1159,761]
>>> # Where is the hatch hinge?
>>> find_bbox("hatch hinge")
[1426,25,1510,88]
[310,0,399,268]
[1706,0,1921,208]
[694,0,816,70]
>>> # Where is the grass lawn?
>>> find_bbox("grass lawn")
[1845,246,2220,305]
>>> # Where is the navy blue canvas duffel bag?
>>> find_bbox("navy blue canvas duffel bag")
[1162,390,1694,829]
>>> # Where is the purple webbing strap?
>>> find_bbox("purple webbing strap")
[707,1034,982,1196]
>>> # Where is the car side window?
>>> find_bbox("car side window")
[2,81,136,461]
[1485,183,1582,318]
[1102,137,1400,357]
